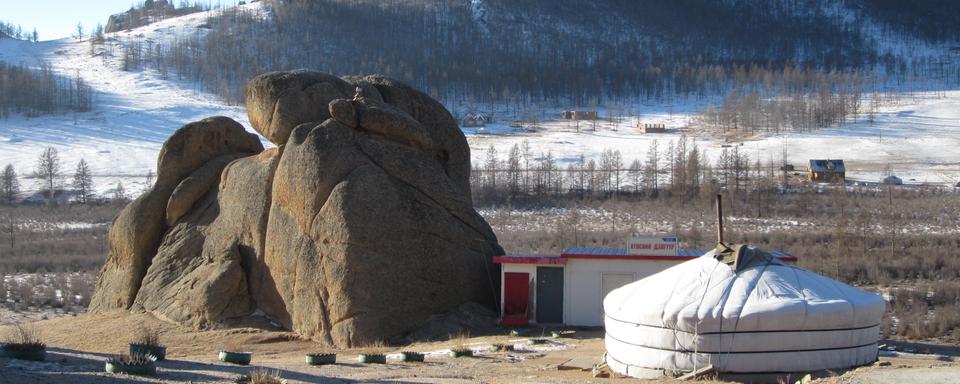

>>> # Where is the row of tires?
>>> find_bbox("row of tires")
[1,338,551,376]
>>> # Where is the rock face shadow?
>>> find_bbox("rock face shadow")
[88,71,503,349]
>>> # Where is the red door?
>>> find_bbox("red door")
[501,272,530,326]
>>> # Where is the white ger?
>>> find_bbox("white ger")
[603,244,885,378]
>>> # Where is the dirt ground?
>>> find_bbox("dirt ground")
[0,312,957,383]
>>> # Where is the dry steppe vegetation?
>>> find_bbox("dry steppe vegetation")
[476,172,960,343]
[1,170,958,343]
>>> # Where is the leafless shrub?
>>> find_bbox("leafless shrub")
[883,287,960,341]
[927,303,960,339]
[15,280,33,306]
[930,282,960,307]
[69,273,95,307]
[36,284,58,307]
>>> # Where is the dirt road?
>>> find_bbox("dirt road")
[0,312,957,383]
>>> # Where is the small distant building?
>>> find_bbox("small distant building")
[105,0,199,33]
[639,123,666,133]
[460,112,492,127]
[562,110,597,120]
[808,159,845,182]
[882,175,902,185]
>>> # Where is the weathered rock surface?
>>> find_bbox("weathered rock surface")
[91,71,503,348]
[89,117,263,312]
[245,70,354,146]
[132,149,280,328]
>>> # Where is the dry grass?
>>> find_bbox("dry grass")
[235,369,284,384]
[222,341,246,353]
[0,204,118,275]
[132,325,162,347]
[0,272,95,315]
[449,331,470,353]
[884,283,960,341]
[3,323,45,350]
[359,339,389,355]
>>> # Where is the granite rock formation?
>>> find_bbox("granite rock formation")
[90,71,502,347]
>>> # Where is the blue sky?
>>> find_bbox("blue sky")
[3,0,137,40]
[4,1,243,41]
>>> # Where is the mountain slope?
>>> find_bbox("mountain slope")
[0,3,266,197]
[132,0,960,107]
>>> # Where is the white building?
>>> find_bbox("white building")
[494,237,788,327]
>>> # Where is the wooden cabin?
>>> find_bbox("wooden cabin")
[562,110,597,120]
[808,159,845,182]
[639,123,666,133]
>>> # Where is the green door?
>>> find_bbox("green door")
[536,267,564,323]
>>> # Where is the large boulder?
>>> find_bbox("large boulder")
[90,71,502,347]
[89,117,263,312]
[264,118,499,346]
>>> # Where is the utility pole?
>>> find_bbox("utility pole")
[716,194,725,244]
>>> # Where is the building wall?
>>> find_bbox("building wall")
[563,259,685,326]
[500,263,539,323]
[810,171,844,182]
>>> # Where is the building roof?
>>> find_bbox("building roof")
[808,159,845,172]
[493,255,567,265]
[562,247,703,261]
[494,247,797,264]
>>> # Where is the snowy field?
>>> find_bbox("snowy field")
[465,91,960,186]
[0,1,958,201]
[479,206,960,237]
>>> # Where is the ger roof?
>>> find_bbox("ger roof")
[493,254,566,265]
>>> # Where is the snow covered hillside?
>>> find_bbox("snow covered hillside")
[0,0,958,202]
[0,3,268,198]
